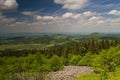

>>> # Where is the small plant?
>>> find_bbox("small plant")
[100,68,108,80]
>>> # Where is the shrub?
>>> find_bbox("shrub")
[78,52,94,66]
[26,53,48,72]
[50,55,64,71]
[67,54,82,65]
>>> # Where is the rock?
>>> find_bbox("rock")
[47,66,94,80]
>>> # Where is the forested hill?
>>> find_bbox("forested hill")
[1,33,120,79]
[1,41,120,79]
[0,39,120,57]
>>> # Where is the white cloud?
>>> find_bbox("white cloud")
[0,14,16,31]
[73,14,81,19]
[97,20,104,24]
[54,0,88,10]
[2,18,15,24]
[108,10,120,16]
[89,16,105,24]
[0,14,15,24]
[89,16,101,21]
[21,11,56,22]
[89,16,97,21]
[0,0,5,8]
[83,11,97,17]
[0,0,18,10]
[21,11,33,16]
[62,12,81,19]
[36,16,42,20]
[62,13,73,18]
[42,16,54,21]
[8,15,120,32]
[35,16,57,23]
[3,10,120,32]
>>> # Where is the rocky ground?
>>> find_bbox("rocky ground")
[47,66,94,80]
[10,66,94,80]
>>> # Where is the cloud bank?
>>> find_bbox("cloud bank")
[0,0,18,10]
[1,0,120,33]
[54,0,88,10]
[108,10,120,16]
[6,10,119,32]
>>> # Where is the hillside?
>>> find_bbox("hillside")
[0,34,120,80]
[0,33,120,50]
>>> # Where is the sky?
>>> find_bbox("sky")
[0,0,120,33]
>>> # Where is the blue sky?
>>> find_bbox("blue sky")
[0,0,120,33]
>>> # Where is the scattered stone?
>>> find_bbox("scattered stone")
[47,66,94,80]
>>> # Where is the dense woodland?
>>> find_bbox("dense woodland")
[0,39,120,57]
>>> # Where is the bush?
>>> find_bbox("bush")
[39,64,51,72]
[26,53,48,72]
[13,57,28,73]
[78,52,94,66]
[92,48,118,73]
[100,68,108,80]
[67,54,82,65]
[114,51,120,66]
[50,55,64,71]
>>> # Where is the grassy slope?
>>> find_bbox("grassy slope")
[77,68,120,80]
[0,35,78,50]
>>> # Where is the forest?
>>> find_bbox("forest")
[0,33,120,80]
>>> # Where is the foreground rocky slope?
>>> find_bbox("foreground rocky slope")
[47,66,94,80]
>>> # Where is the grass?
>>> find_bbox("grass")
[0,40,72,50]
[77,68,120,80]
[77,74,100,80]
[0,44,48,50]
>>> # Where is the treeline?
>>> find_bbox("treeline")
[0,40,120,57]
[50,40,120,57]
